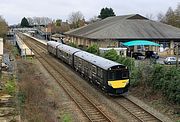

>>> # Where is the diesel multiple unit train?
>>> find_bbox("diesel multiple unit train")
[47,41,130,95]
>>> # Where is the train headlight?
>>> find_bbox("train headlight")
[108,82,112,86]
[125,80,129,85]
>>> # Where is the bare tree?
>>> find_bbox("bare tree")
[165,7,177,26]
[145,13,154,20]
[68,11,85,29]
[174,3,180,27]
[0,16,8,37]
[175,3,180,16]
[26,17,52,26]
[89,16,100,23]
[157,13,165,22]
[27,17,34,26]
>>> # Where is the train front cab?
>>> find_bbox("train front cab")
[106,65,130,95]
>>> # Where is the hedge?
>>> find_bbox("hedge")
[131,63,180,105]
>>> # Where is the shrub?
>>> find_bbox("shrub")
[62,114,72,122]
[86,44,99,55]
[103,49,119,61]
[4,79,16,95]
[117,56,135,71]
[131,63,180,105]
[68,42,77,48]
[17,91,26,105]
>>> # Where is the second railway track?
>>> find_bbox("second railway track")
[112,97,163,122]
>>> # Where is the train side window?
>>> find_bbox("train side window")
[78,58,82,66]
[66,53,68,57]
[92,65,97,74]
[98,68,103,78]
[59,50,62,55]
[84,61,87,68]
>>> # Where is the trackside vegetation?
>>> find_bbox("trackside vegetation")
[131,63,180,105]
[96,47,179,105]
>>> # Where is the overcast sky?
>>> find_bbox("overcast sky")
[0,0,179,25]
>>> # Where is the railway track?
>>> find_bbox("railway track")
[23,36,112,122]
[112,97,162,122]
[23,35,166,122]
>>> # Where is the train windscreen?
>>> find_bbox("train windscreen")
[108,70,129,80]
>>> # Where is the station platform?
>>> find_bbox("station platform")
[23,33,47,45]
[16,35,34,57]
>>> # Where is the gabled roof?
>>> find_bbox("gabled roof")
[65,14,180,40]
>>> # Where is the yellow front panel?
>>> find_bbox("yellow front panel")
[108,79,129,88]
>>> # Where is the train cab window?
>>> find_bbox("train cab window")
[108,70,129,80]
[122,72,128,78]
[108,71,115,80]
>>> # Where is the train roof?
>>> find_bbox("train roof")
[57,44,80,55]
[47,41,61,47]
[74,51,124,70]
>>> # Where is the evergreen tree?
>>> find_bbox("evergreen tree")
[98,7,116,19]
[20,17,30,27]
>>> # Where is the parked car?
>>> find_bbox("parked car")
[145,51,159,59]
[132,52,145,60]
[164,57,180,65]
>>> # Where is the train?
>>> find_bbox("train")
[47,41,130,95]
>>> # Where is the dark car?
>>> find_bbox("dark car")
[145,51,159,59]
[132,52,145,60]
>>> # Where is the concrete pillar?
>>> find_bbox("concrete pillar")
[134,46,138,52]
[123,50,127,57]
[86,39,89,47]
[170,40,174,55]
[77,37,79,45]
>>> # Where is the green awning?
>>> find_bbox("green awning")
[122,40,160,47]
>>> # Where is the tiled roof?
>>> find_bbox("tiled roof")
[65,14,180,40]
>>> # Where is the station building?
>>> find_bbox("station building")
[64,14,180,55]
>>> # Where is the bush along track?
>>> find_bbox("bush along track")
[0,73,19,121]
[131,63,180,105]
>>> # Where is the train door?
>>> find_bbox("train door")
[88,64,92,80]
[74,56,78,70]
[69,54,72,66]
